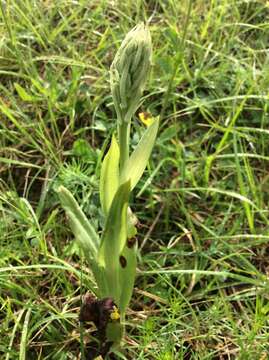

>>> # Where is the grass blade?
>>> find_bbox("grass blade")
[19,307,31,360]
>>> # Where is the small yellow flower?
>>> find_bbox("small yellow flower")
[110,305,120,321]
[138,112,155,127]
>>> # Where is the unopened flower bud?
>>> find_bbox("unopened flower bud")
[110,23,152,124]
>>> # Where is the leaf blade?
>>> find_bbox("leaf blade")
[120,118,159,190]
[99,180,131,304]
[100,135,120,215]
[119,242,137,314]
[57,186,99,258]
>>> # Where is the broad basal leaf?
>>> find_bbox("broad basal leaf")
[118,241,137,314]
[57,186,99,259]
[98,180,131,305]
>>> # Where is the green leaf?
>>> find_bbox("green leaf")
[127,207,137,239]
[14,83,35,102]
[19,307,31,360]
[120,117,159,190]
[57,186,99,259]
[99,180,131,305]
[106,322,123,344]
[100,135,120,215]
[57,186,107,293]
[119,241,137,314]
[94,265,109,299]
[72,139,96,162]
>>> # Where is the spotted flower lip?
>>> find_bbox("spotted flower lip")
[110,23,152,124]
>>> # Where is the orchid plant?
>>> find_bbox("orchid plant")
[57,23,159,357]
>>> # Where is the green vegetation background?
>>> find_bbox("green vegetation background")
[1,1,269,359]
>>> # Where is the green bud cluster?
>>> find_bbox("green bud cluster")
[110,23,152,124]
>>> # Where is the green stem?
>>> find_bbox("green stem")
[118,121,130,170]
